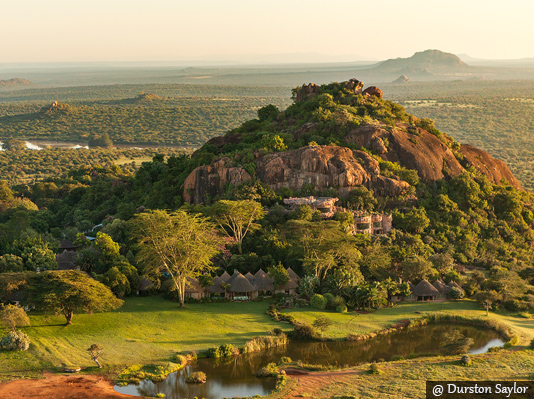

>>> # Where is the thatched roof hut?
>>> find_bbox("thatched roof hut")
[254,268,268,279]
[433,279,450,295]
[287,267,301,282]
[185,277,203,294]
[229,272,256,293]
[279,278,298,291]
[56,250,79,270]
[245,272,255,283]
[253,272,274,291]
[447,281,464,291]
[208,276,226,294]
[138,277,153,293]
[220,271,231,282]
[413,279,440,299]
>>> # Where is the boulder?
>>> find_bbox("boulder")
[362,86,383,99]
[295,83,320,102]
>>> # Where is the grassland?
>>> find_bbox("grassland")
[0,297,283,380]
[2,297,533,382]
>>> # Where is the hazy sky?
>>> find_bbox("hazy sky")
[2,0,533,63]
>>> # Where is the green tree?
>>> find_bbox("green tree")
[393,208,430,234]
[132,210,223,307]
[353,282,387,310]
[347,187,377,212]
[257,104,280,121]
[429,253,454,276]
[0,181,14,202]
[381,277,399,305]
[401,256,437,283]
[1,304,30,332]
[312,315,333,339]
[101,267,130,298]
[268,263,290,290]
[87,343,104,368]
[0,254,24,273]
[208,200,265,254]
[474,290,502,316]
[24,270,123,325]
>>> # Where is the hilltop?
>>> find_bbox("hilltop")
[0,78,32,87]
[373,50,468,76]
[184,78,519,204]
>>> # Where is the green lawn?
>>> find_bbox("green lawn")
[285,300,534,343]
[2,297,533,381]
[0,297,283,379]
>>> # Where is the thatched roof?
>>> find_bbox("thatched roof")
[413,279,440,297]
[58,239,77,251]
[8,290,24,302]
[287,267,301,282]
[208,276,225,293]
[254,272,274,291]
[408,281,415,290]
[433,279,450,294]
[254,268,268,279]
[56,250,79,270]
[279,278,298,291]
[229,272,256,293]
[447,281,464,292]
[245,272,255,283]
[220,271,231,282]
[138,277,153,291]
[185,277,204,293]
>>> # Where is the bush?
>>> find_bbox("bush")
[206,346,222,358]
[310,294,327,310]
[460,355,472,366]
[336,304,347,313]
[280,356,292,364]
[323,293,335,308]
[0,331,30,351]
[154,394,166,398]
[448,287,465,300]
[530,338,534,349]
[186,371,206,383]
[291,322,317,340]
[369,363,382,375]
[207,344,237,358]
[390,355,404,361]
[272,327,283,335]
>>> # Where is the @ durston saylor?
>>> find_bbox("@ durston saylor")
[443,382,529,397]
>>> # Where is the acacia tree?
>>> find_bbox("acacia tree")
[24,270,123,325]
[474,290,502,316]
[208,200,265,254]
[133,210,223,307]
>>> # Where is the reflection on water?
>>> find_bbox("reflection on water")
[114,324,504,399]
[0,140,195,151]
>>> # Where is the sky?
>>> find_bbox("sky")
[2,0,533,63]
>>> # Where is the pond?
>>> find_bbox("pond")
[114,323,504,399]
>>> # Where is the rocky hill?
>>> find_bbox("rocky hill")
[183,79,520,204]
[373,50,468,75]
[0,78,32,87]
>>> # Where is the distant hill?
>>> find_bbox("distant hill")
[373,50,468,75]
[0,78,32,87]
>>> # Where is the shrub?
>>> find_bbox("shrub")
[291,322,317,340]
[272,327,283,335]
[173,354,187,365]
[530,338,534,349]
[154,394,166,398]
[390,355,404,361]
[323,293,335,308]
[488,346,503,353]
[0,331,30,351]
[256,363,279,377]
[310,294,327,310]
[448,287,465,300]
[206,346,222,358]
[219,344,236,357]
[280,356,292,364]
[336,304,347,313]
[460,355,472,366]
[242,334,288,353]
[369,363,382,375]
[186,371,206,383]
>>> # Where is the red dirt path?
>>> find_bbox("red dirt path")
[0,373,134,399]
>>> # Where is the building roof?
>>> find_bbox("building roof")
[220,271,231,282]
[245,272,255,283]
[56,250,79,270]
[229,272,256,293]
[447,281,464,292]
[253,272,274,291]
[287,267,301,282]
[138,277,153,291]
[254,268,268,279]
[208,276,226,293]
[185,277,204,293]
[413,279,440,297]
[433,279,450,294]
[58,239,77,251]
[279,278,298,290]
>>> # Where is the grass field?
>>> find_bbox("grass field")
[284,300,534,343]
[0,297,283,379]
[1,296,533,382]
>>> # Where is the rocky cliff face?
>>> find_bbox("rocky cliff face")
[183,146,410,204]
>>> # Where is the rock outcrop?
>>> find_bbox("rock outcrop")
[183,158,251,204]
[184,146,410,203]
[295,79,364,102]
[363,86,383,99]
[393,75,411,84]
[459,144,521,189]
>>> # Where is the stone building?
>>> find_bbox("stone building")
[283,196,339,218]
